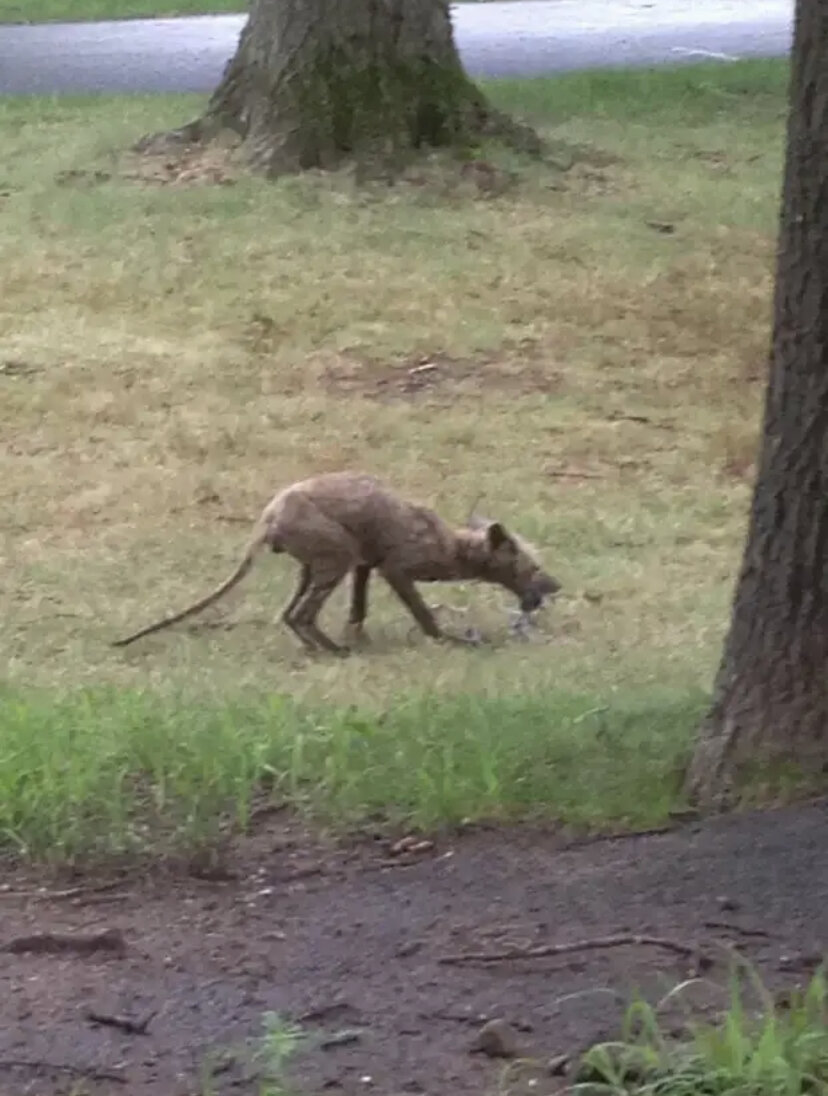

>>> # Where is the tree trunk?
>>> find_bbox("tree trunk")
[145,0,539,176]
[683,0,828,809]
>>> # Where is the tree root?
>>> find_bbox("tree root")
[439,933,712,969]
[0,1059,126,1084]
[84,1008,156,1036]
[3,927,126,956]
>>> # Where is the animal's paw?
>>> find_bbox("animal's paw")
[307,642,351,659]
[442,627,487,648]
[342,622,371,648]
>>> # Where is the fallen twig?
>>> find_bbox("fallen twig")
[545,469,604,481]
[439,933,709,967]
[247,800,289,825]
[778,951,824,973]
[560,824,676,851]
[84,1008,155,1035]
[276,864,326,883]
[0,1058,126,1084]
[644,220,676,235]
[32,880,127,902]
[703,920,774,940]
[320,1029,362,1049]
[425,1010,486,1026]
[298,1000,355,1024]
[75,892,131,907]
[3,927,126,956]
[606,412,653,424]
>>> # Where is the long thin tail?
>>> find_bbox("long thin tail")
[112,526,269,648]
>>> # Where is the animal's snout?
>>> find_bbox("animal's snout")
[520,589,544,613]
[520,574,561,614]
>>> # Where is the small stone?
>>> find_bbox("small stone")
[547,1054,570,1076]
[718,895,739,912]
[471,1018,520,1059]
[409,840,434,855]
[320,1030,361,1049]
[390,836,434,856]
[395,939,423,958]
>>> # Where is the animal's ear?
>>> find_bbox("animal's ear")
[486,522,513,551]
[466,494,484,527]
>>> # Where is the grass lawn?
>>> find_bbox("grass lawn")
[1,0,506,24]
[0,60,788,860]
[0,0,244,21]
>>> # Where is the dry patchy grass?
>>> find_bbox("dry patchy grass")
[0,0,500,24]
[1,71,782,705]
[0,0,244,22]
[0,64,788,852]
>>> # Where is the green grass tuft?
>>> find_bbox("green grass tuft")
[0,683,702,860]
[576,964,828,1096]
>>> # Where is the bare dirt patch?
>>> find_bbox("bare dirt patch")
[317,349,563,404]
[1,801,826,1095]
[121,140,243,188]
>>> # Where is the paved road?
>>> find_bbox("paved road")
[0,0,792,97]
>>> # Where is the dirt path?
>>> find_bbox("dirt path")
[1,800,826,1095]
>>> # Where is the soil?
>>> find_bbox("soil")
[318,350,564,406]
[1,800,826,1096]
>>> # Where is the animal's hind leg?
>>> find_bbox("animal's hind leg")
[270,499,361,654]
[287,560,351,654]
[344,564,372,645]
[280,564,315,650]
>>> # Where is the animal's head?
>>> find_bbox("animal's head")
[462,513,561,613]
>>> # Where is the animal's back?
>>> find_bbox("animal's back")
[277,471,454,564]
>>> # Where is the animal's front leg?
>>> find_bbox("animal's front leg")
[379,570,485,646]
[343,564,372,646]
[380,570,442,638]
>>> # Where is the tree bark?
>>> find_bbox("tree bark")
[144,0,539,176]
[683,0,828,809]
